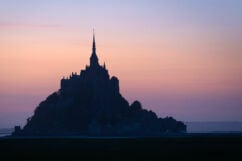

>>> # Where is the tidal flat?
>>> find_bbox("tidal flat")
[1,134,242,161]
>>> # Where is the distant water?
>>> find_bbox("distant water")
[1,122,242,137]
[0,128,13,137]
[186,122,242,133]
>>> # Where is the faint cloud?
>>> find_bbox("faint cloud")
[0,22,62,29]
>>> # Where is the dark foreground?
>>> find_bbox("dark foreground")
[1,134,242,161]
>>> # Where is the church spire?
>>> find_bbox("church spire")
[90,30,99,67]
[92,29,96,54]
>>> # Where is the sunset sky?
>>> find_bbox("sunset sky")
[0,0,242,127]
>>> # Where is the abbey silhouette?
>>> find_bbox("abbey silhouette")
[13,33,186,136]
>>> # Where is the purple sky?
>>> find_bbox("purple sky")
[0,0,242,128]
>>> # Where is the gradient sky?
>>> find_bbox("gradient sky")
[0,0,242,128]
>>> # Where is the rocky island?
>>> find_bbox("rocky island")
[12,34,186,136]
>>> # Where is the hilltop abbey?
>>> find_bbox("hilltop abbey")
[60,34,119,99]
[13,33,186,136]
